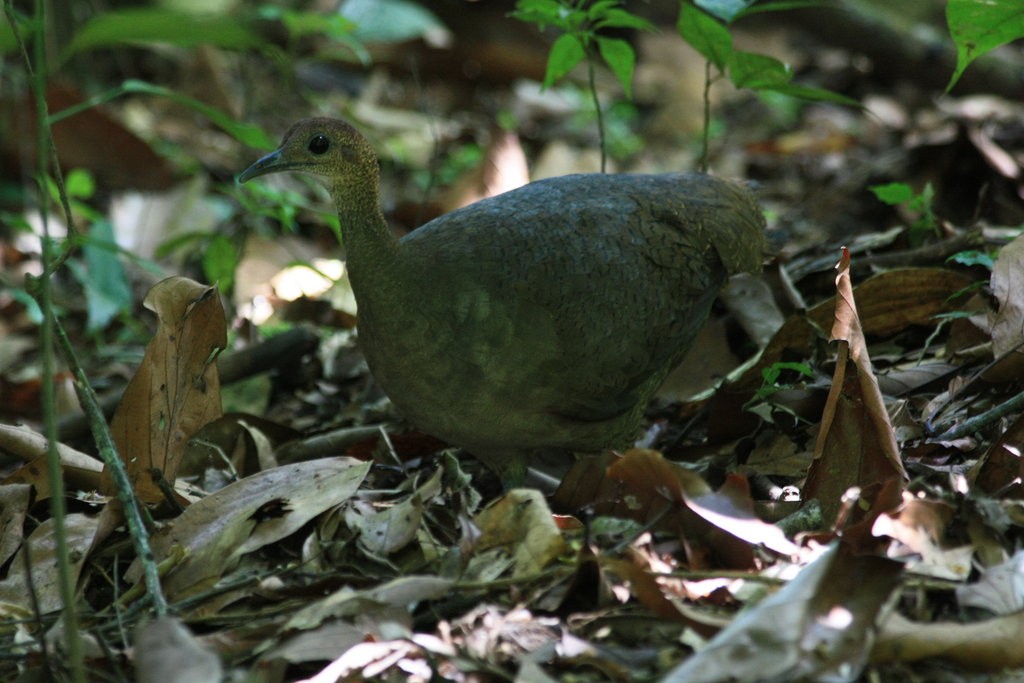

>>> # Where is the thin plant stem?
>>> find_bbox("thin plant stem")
[52,318,168,617]
[700,59,712,172]
[3,0,86,680]
[587,56,607,173]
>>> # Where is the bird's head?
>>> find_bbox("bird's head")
[238,118,378,196]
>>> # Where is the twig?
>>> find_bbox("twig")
[4,1,85,680]
[51,316,168,616]
[930,388,1024,442]
[925,336,1024,432]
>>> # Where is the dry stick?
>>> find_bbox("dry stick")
[925,336,1024,434]
[930,388,1024,442]
[4,2,84,680]
[51,316,168,616]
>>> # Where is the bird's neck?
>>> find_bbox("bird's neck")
[330,176,401,312]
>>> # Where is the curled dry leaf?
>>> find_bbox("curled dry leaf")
[126,457,371,601]
[473,488,565,578]
[663,542,901,683]
[104,277,227,503]
[986,234,1024,381]
[804,248,907,526]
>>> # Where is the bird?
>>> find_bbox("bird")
[239,118,765,485]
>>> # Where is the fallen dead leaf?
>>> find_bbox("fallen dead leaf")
[104,277,227,503]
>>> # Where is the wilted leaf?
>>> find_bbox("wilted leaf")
[805,249,907,524]
[104,277,227,503]
[985,234,1024,380]
[127,457,370,601]
[134,618,222,683]
[664,542,901,683]
[0,514,102,614]
[474,488,565,578]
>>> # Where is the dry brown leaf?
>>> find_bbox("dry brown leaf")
[972,409,1024,498]
[104,277,227,503]
[346,466,443,556]
[126,457,370,601]
[806,267,973,338]
[663,542,901,683]
[805,249,907,525]
[873,610,1024,670]
[0,513,102,614]
[872,493,972,580]
[986,234,1024,381]
[474,488,565,578]
[134,617,222,683]
[0,484,30,569]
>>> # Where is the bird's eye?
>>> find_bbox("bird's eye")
[308,135,330,155]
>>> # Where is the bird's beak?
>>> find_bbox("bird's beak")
[238,149,285,183]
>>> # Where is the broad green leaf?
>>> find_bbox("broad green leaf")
[512,0,564,25]
[677,2,733,70]
[48,80,275,149]
[341,0,447,44]
[202,234,237,292]
[78,221,132,332]
[738,0,829,17]
[763,82,861,107]
[0,14,19,54]
[595,8,656,31]
[946,0,1024,91]
[596,37,636,99]
[870,182,914,205]
[544,33,586,88]
[696,0,755,23]
[271,9,355,40]
[728,50,790,88]
[62,8,261,59]
[947,250,994,269]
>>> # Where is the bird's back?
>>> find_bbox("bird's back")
[361,172,764,454]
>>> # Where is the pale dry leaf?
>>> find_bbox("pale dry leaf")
[474,488,565,578]
[987,234,1024,380]
[134,617,222,683]
[0,513,102,614]
[126,457,370,600]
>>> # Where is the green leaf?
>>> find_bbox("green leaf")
[677,2,733,70]
[737,1,829,18]
[341,0,447,44]
[762,82,861,107]
[46,80,275,149]
[696,0,756,23]
[544,33,586,88]
[946,0,1024,91]
[79,221,132,332]
[947,249,994,269]
[62,8,261,59]
[136,81,275,149]
[596,37,637,99]
[511,0,564,26]
[869,182,914,205]
[595,8,656,31]
[202,234,238,292]
[728,50,791,88]
[65,169,96,200]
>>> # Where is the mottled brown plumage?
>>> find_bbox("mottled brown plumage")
[240,118,765,484]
